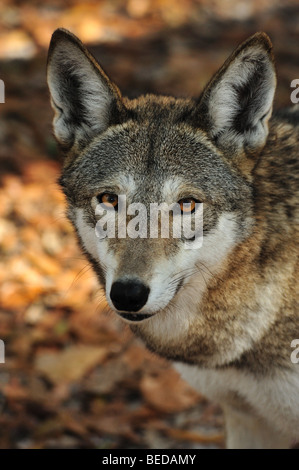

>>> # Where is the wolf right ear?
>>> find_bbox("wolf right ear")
[47,28,123,148]
[196,32,276,156]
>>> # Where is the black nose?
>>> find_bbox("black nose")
[110,279,150,312]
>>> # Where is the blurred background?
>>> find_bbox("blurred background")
[0,0,298,449]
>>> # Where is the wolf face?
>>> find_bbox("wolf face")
[47,30,279,366]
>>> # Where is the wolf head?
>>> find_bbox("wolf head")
[47,30,276,363]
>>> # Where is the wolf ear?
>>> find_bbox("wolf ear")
[47,28,123,148]
[197,32,276,155]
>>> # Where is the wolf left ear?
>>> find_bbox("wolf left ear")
[47,28,123,149]
[196,32,276,156]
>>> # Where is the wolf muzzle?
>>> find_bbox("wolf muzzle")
[110,279,152,321]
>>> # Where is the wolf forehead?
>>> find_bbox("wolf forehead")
[60,96,250,206]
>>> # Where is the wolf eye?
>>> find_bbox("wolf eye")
[178,198,197,214]
[97,193,118,210]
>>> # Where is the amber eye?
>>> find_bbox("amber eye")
[97,193,118,210]
[178,197,197,214]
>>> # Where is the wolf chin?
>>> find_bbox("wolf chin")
[47,29,299,448]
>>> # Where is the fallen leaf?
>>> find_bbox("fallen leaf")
[27,250,61,276]
[84,359,129,395]
[35,345,107,385]
[140,369,200,413]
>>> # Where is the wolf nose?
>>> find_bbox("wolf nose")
[110,280,150,312]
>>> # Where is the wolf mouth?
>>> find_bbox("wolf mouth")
[117,312,155,322]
